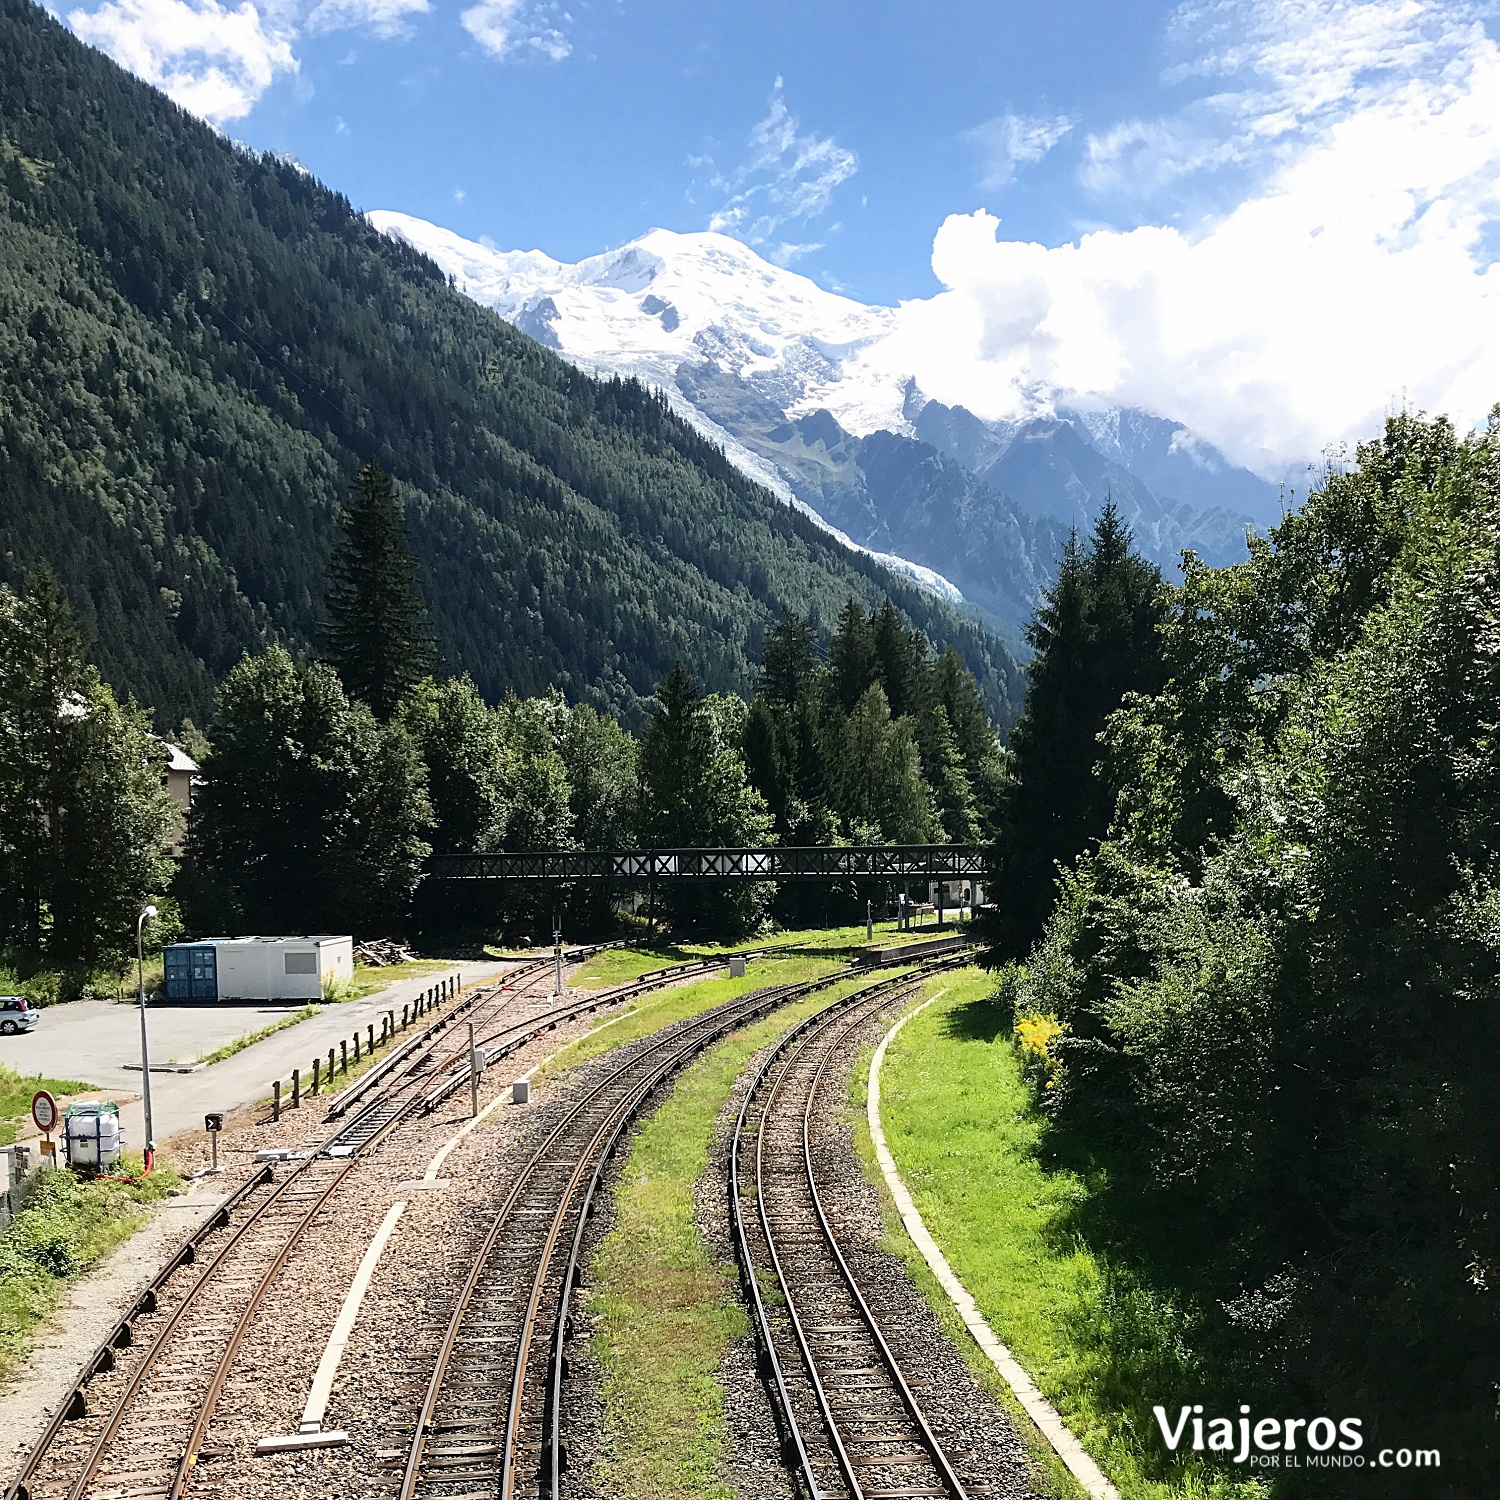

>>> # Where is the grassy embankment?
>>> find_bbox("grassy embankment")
[584,966,906,1499]
[0,1155,182,1381]
[872,969,1265,1500]
[348,958,453,999]
[0,1065,95,1147]
[0,956,165,1007]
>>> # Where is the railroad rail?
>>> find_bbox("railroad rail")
[2,942,707,1500]
[732,958,980,1500]
[393,952,964,1500]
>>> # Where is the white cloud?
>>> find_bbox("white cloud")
[966,111,1076,190]
[706,78,858,250]
[460,0,571,60]
[67,0,296,123]
[307,0,427,40]
[880,0,1500,474]
[62,0,444,122]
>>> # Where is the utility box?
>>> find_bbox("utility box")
[64,1102,123,1171]
[163,936,354,1001]
[729,956,747,978]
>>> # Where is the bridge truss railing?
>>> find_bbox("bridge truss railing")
[426,846,989,883]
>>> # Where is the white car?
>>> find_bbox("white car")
[0,996,39,1034]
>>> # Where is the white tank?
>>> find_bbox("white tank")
[64,1102,123,1171]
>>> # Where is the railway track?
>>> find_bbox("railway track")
[392,952,965,1500]
[2,942,723,1500]
[731,957,982,1500]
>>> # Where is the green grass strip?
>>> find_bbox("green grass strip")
[874,970,1265,1500]
[567,922,948,990]
[538,955,844,1080]
[193,1003,322,1066]
[0,1157,181,1381]
[587,971,881,1500]
[0,1064,95,1147]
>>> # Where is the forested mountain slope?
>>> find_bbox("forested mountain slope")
[0,0,1020,731]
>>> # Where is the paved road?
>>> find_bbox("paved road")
[2,962,518,1158]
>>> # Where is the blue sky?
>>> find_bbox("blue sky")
[50,0,1500,470]
[243,0,1176,303]
[52,0,1198,302]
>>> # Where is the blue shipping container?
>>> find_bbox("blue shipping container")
[163,944,218,1000]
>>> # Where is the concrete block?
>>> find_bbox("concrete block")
[256,1430,350,1455]
[513,1078,531,1105]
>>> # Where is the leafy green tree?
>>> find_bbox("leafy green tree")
[189,646,432,932]
[0,570,177,965]
[557,702,637,850]
[396,676,507,854]
[637,663,775,933]
[986,506,1166,956]
[1013,413,1500,1488]
[495,695,574,851]
[833,686,937,844]
[323,461,437,719]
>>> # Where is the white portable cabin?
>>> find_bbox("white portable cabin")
[170,936,354,1001]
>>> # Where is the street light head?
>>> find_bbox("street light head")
[143,903,158,919]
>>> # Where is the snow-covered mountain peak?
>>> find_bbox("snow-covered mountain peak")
[368,212,906,435]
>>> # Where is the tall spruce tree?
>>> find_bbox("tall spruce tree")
[985,504,1166,956]
[760,610,819,707]
[829,601,879,712]
[324,461,437,718]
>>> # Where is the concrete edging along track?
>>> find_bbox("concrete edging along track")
[257,997,645,1455]
[867,990,1122,1500]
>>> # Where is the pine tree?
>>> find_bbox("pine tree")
[985,505,1166,956]
[760,610,819,706]
[829,601,879,712]
[323,461,437,719]
[869,600,928,719]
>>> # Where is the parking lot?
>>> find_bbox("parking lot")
[0,998,315,1092]
[1,962,515,1153]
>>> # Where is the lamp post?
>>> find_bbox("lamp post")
[136,904,158,1160]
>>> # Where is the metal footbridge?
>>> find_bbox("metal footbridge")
[426,845,988,883]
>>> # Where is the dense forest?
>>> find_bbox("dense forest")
[1,459,1007,970]
[991,412,1500,1492]
[0,0,1020,733]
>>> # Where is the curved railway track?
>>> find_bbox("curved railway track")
[392,958,960,1500]
[732,958,983,1500]
[3,942,732,1500]
[8,938,972,1500]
